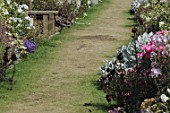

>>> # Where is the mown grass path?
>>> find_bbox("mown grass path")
[1,0,133,113]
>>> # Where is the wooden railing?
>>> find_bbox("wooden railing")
[28,11,58,38]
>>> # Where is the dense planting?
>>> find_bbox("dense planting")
[99,0,170,112]
[0,0,36,86]
[0,0,101,87]
[1,0,169,112]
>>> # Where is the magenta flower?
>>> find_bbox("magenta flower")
[145,46,152,53]
[156,30,167,35]
[137,53,144,57]
[142,44,155,53]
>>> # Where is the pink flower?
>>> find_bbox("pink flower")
[150,36,153,39]
[156,30,167,35]
[145,46,152,53]
[155,47,159,51]
[150,40,155,45]
[142,45,155,53]
[159,46,164,51]
[137,53,144,57]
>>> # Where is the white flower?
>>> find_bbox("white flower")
[18,8,23,13]
[20,4,29,10]
[160,0,167,3]
[25,16,33,27]
[3,9,9,15]
[26,27,31,29]
[87,0,91,5]
[14,2,18,7]
[83,12,87,17]
[145,17,151,23]
[159,21,165,27]
[167,88,170,94]
[12,17,18,23]
[67,0,72,4]
[18,19,22,23]
[161,94,169,102]
[6,0,11,4]
[17,24,22,27]
[25,16,32,21]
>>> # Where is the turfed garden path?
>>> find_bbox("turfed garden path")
[2,0,133,113]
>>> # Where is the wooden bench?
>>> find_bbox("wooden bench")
[28,11,58,37]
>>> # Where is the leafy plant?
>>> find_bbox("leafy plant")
[132,0,170,32]
[0,0,34,86]
[99,29,170,112]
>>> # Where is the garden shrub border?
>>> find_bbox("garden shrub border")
[99,0,170,112]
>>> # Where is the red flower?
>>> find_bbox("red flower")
[117,52,123,60]
[105,95,111,103]
[3,51,9,63]
[5,46,10,50]
[131,27,138,34]
[11,53,17,61]
[3,55,9,63]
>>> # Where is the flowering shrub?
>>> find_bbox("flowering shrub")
[97,1,170,112]
[131,0,148,11]
[0,0,34,55]
[0,0,33,36]
[140,88,170,112]
[132,0,170,32]
[0,0,34,85]
[99,29,170,112]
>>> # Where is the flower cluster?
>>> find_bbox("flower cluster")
[140,88,170,112]
[132,0,170,32]
[0,0,33,36]
[137,30,170,77]
[99,30,170,112]
[24,40,38,53]
[0,0,36,85]
[99,10,170,113]
[131,0,148,11]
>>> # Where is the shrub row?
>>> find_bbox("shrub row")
[99,0,170,112]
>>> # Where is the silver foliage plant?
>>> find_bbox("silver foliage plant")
[100,31,153,76]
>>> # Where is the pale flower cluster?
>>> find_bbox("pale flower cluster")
[0,0,34,37]
[161,88,170,103]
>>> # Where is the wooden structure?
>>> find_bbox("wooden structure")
[28,11,58,37]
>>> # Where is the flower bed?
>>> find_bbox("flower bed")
[0,0,37,86]
[98,0,170,112]
[0,0,103,87]
[132,0,170,32]
[14,0,103,38]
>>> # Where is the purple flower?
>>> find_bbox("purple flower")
[24,40,38,53]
